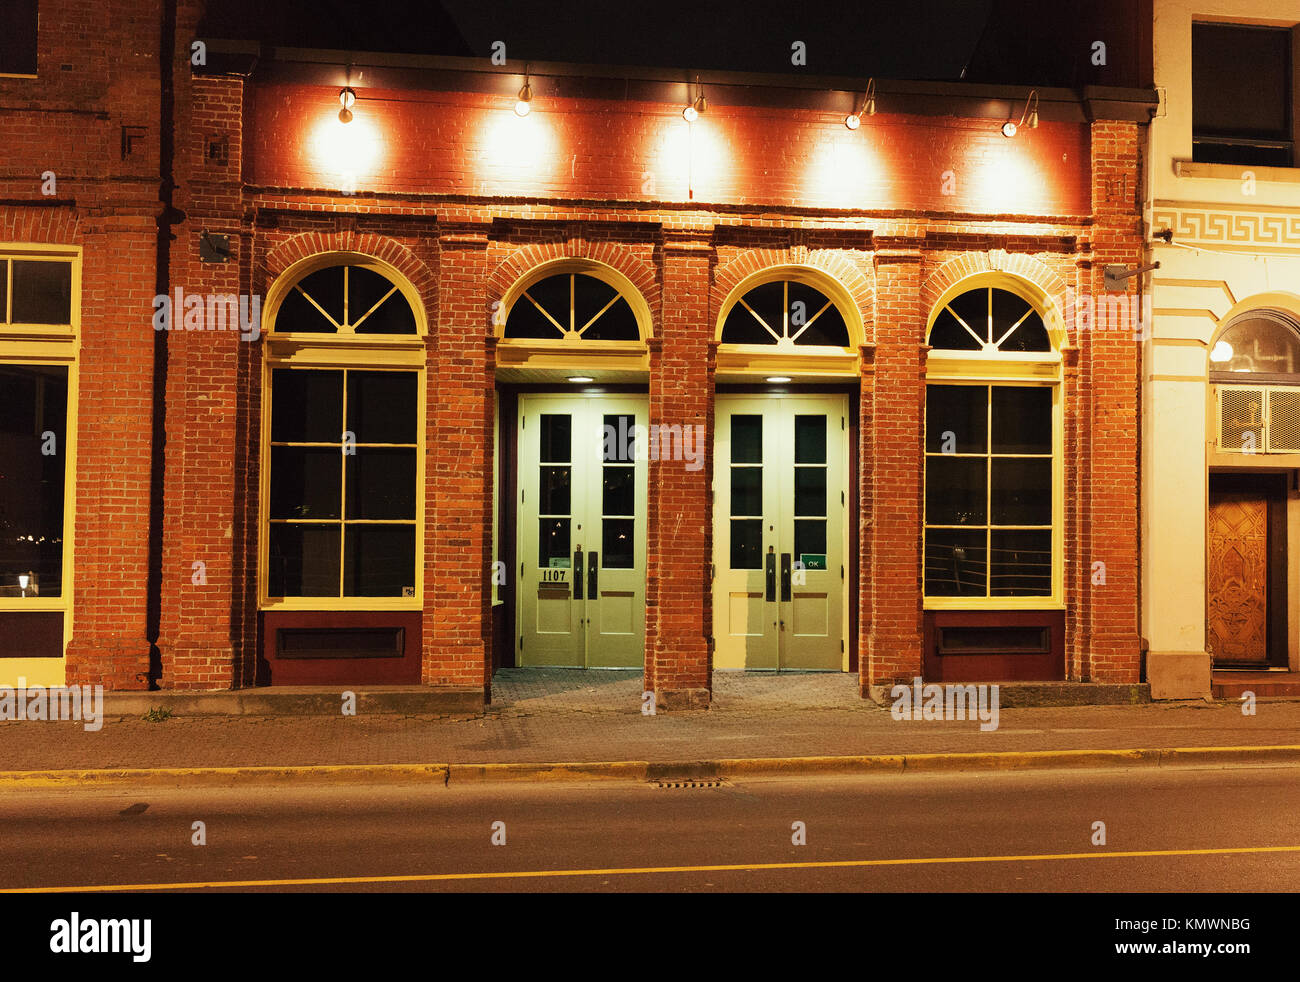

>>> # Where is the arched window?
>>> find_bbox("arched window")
[270,261,418,336]
[503,271,640,341]
[1211,309,1300,455]
[928,286,1051,353]
[262,255,426,607]
[1209,310,1300,380]
[720,278,850,348]
[923,280,1060,603]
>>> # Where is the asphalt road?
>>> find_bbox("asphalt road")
[2,765,1299,892]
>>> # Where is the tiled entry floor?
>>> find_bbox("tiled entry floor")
[489,668,866,714]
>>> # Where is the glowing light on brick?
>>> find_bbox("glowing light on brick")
[803,133,877,208]
[480,110,559,189]
[656,117,725,201]
[972,147,1045,215]
[313,111,382,189]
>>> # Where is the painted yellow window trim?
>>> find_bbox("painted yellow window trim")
[0,244,83,687]
[259,253,427,611]
[922,272,1065,609]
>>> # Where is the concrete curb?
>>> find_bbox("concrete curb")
[2,744,1299,788]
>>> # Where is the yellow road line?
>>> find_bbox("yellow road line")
[8,844,1300,893]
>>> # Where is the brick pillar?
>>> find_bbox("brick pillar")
[1083,120,1143,683]
[645,235,713,710]
[866,250,925,696]
[157,72,252,689]
[423,229,493,698]
[64,218,157,689]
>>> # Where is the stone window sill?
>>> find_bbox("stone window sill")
[1174,160,1300,184]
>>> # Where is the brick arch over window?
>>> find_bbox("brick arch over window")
[923,252,1069,345]
[0,212,81,244]
[713,249,872,342]
[488,241,660,317]
[261,232,436,305]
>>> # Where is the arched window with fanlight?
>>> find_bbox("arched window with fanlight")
[1211,308,1300,454]
[714,269,862,378]
[923,282,1062,605]
[261,255,427,608]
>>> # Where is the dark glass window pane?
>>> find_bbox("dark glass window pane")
[730,415,762,464]
[602,518,635,569]
[1000,311,1051,352]
[348,266,417,335]
[730,467,762,516]
[524,275,571,332]
[582,295,639,341]
[924,529,987,596]
[991,530,1052,596]
[990,289,1032,344]
[794,468,826,517]
[272,369,343,443]
[11,261,72,324]
[0,262,7,321]
[274,286,335,333]
[795,415,826,464]
[268,524,340,597]
[928,307,981,350]
[540,414,570,463]
[794,519,826,558]
[925,456,987,526]
[0,365,68,597]
[294,266,345,325]
[603,414,635,462]
[730,519,762,569]
[992,387,1052,454]
[347,371,417,444]
[270,447,341,520]
[539,466,571,515]
[346,449,416,520]
[990,458,1052,526]
[573,274,618,331]
[602,466,634,516]
[538,518,570,567]
[505,293,563,339]
[721,305,776,344]
[0,1,38,76]
[789,282,849,346]
[1193,24,1290,143]
[926,385,987,453]
[344,525,416,597]
[947,290,989,344]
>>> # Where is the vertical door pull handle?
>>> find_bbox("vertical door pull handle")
[573,549,583,600]
[588,551,598,600]
[765,552,776,603]
[780,553,792,602]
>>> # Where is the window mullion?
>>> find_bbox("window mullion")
[339,369,349,598]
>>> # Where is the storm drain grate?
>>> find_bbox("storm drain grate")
[653,779,730,789]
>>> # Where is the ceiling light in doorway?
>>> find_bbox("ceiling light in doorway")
[766,376,792,383]
[568,376,595,383]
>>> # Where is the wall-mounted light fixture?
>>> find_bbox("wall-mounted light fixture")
[1001,90,1038,137]
[683,77,706,122]
[568,375,594,383]
[844,78,876,130]
[338,86,356,124]
[515,73,533,117]
[765,375,792,383]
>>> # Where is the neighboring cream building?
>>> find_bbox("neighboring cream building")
[1146,0,1300,697]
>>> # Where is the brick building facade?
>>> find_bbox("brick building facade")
[0,1,1158,706]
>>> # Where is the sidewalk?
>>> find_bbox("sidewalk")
[0,670,1296,773]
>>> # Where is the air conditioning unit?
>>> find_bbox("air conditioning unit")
[1216,384,1300,453]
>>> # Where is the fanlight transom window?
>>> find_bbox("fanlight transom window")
[1209,311,1300,379]
[721,279,850,348]
[504,272,640,342]
[928,287,1051,353]
[273,263,417,336]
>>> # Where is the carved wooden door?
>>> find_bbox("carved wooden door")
[1207,488,1269,664]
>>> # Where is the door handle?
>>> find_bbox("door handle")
[780,552,792,602]
[573,548,583,600]
[588,551,598,600]
[765,551,776,603]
